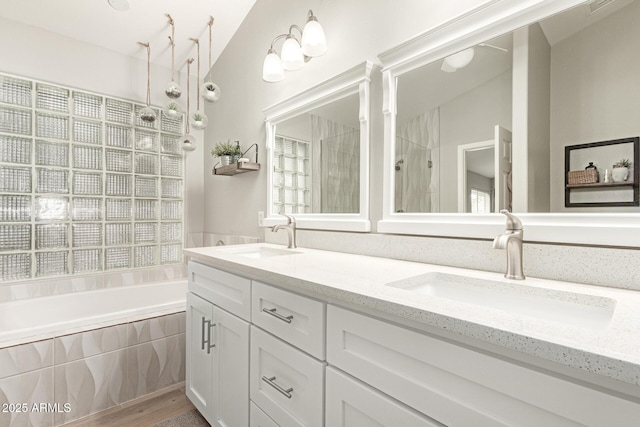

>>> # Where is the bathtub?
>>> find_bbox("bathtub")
[0,280,187,348]
[0,280,188,426]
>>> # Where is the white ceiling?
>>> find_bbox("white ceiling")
[0,0,255,72]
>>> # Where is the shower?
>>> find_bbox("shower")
[395,159,404,170]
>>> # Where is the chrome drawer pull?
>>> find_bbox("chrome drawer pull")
[262,307,294,323]
[201,317,216,353]
[261,376,293,399]
[201,316,207,350]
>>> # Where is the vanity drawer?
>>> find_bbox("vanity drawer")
[325,366,444,427]
[188,261,251,321]
[251,402,280,427]
[251,281,325,359]
[250,326,324,427]
[327,305,640,427]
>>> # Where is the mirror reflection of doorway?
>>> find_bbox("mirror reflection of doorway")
[457,125,512,213]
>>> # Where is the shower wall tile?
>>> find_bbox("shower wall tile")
[53,349,128,425]
[127,312,185,346]
[125,333,185,401]
[54,324,128,364]
[0,368,54,427]
[0,340,53,379]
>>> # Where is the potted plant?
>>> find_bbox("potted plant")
[612,158,632,182]
[202,81,221,103]
[164,102,180,118]
[211,141,242,166]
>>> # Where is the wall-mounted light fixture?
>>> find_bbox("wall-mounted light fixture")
[262,10,327,83]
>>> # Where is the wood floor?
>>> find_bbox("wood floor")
[62,385,201,427]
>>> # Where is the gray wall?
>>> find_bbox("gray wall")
[203,0,488,236]
[549,1,640,212]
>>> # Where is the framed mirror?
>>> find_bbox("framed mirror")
[263,61,372,231]
[378,0,640,246]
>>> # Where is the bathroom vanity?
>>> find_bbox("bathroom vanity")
[184,244,640,427]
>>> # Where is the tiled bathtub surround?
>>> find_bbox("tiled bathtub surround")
[0,312,185,427]
[0,263,186,303]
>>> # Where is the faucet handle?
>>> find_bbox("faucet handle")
[499,209,522,230]
[281,214,295,225]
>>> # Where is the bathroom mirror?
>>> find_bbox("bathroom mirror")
[263,61,372,231]
[379,0,640,246]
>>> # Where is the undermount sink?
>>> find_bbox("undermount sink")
[386,272,616,328]
[222,246,301,259]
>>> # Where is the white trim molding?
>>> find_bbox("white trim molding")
[263,61,373,232]
[376,0,640,247]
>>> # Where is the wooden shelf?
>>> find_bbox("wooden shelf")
[213,161,260,176]
[566,181,635,189]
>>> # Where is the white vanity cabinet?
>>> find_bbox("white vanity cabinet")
[186,262,251,427]
[325,366,444,427]
[326,305,640,427]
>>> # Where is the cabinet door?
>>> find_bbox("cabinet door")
[211,305,250,427]
[186,292,214,423]
[326,367,444,427]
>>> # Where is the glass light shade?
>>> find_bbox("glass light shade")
[163,101,182,119]
[181,134,196,152]
[165,81,182,99]
[139,106,157,123]
[444,48,475,70]
[263,51,285,82]
[281,37,304,71]
[190,109,208,130]
[301,19,327,57]
[201,81,221,103]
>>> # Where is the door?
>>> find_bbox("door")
[494,125,512,212]
[186,292,214,423]
[211,305,250,427]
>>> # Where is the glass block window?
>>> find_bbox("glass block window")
[273,136,311,214]
[0,72,185,281]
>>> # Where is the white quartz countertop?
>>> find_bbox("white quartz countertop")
[184,243,640,389]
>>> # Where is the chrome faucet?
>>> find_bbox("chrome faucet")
[272,214,296,248]
[493,210,525,280]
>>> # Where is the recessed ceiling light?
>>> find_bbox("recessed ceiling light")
[108,0,131,11]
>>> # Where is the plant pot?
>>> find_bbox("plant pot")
[202,81,221,103]
[220,155,233,166]
[612,166,629,182]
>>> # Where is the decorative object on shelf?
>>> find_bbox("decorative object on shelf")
[567,162,599,185]
[138,42,157,123]
[188,37,209,130]
[564,137,639,207]
[164,14,182,99]
[612,158,631,182]
[202,16,221,103]
[181,58,196,152]
[211,140,242,166]
[212,142,260,176]
[262,10,327,83]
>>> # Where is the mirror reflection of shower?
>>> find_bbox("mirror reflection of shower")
[395,136,435,213]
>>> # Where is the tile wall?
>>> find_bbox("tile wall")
[0,312,185,426]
